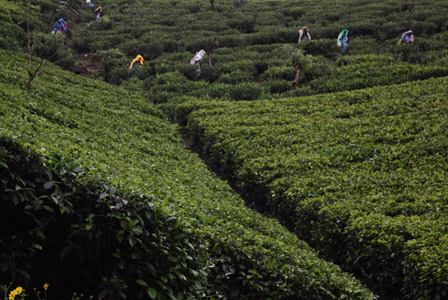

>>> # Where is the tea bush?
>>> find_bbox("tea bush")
[4,0,448,299]
[176,76,448,300]
[0,1,25,51]
[0,49,376,300]
[28,0,443,104]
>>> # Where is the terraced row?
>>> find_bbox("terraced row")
[176,76,448,300]
[0,49,375,299]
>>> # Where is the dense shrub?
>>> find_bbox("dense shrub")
[0,48,376,300]
[4,0,448,298]
[100,49,129,84]
[197,64,219,82]
[264,66,296,81]
[34,33,76,69]
[207,82,232,100]
[229,81,262,100]
[300,39,339,57]
[0,138,208,300]
[227,16,257,34]
[177,76,448,300]
[216,69,254,84]
[266,79,291,94]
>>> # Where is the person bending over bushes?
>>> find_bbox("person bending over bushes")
[337,29,350,55]
[129,54,144,77]
[397,30,414,45]
[298,27,311,43]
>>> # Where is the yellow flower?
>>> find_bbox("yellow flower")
[43,283,49,290]
[8,286,23,300]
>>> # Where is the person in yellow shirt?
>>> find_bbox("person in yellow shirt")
[95,6,103,19]
[129,55,144,77]
[130,55,144,70]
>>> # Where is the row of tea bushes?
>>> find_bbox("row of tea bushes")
[64,0,448,87]
[84,0,448,57]
[139,51,448,114]
[0,49,376,299]
[176,76,448,300]
[7,0,448,95]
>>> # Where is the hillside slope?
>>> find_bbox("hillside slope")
[76,0,448,106]
[176,75,448,300]
[0,48,377,299]
[2,0,448,299]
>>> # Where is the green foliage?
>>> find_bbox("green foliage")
[176,76,448,300]
[0,1,25,51]
[229,81,261,100]
[0,138,208,300]
[264,66,296,81]
[34,33,75,68]
[3,0,448,299]
[99,49,129,84]
[0,49,376,300]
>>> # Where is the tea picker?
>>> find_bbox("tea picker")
[95,6,103,19]
[52,18,68,35]
[190,50,206,75]
[397,30,414,45]
[129,54,144,78]
[337,29,349,55]
[86,0,93,7]
[298,27,311,43]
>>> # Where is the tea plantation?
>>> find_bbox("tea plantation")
[67,0,448,108]
[0,49,378,299]
[176,76,448,299]
[1,0,448,299]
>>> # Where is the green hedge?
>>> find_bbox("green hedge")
[176,76,448,300]
[0,49,376,300]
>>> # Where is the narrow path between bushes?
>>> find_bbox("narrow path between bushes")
[176,126,398,300]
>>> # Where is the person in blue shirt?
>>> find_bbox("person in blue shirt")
[52,18,68,35]
[397,30,414,45]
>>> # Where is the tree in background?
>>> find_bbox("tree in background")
[239,0,245,13]
[57,0,82,24]
[206,35,219,66]
[21,0,48,90]
[403,0,419,28]
[209,0,215,11]
[233,0,245,14]
[19,0,73,90]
